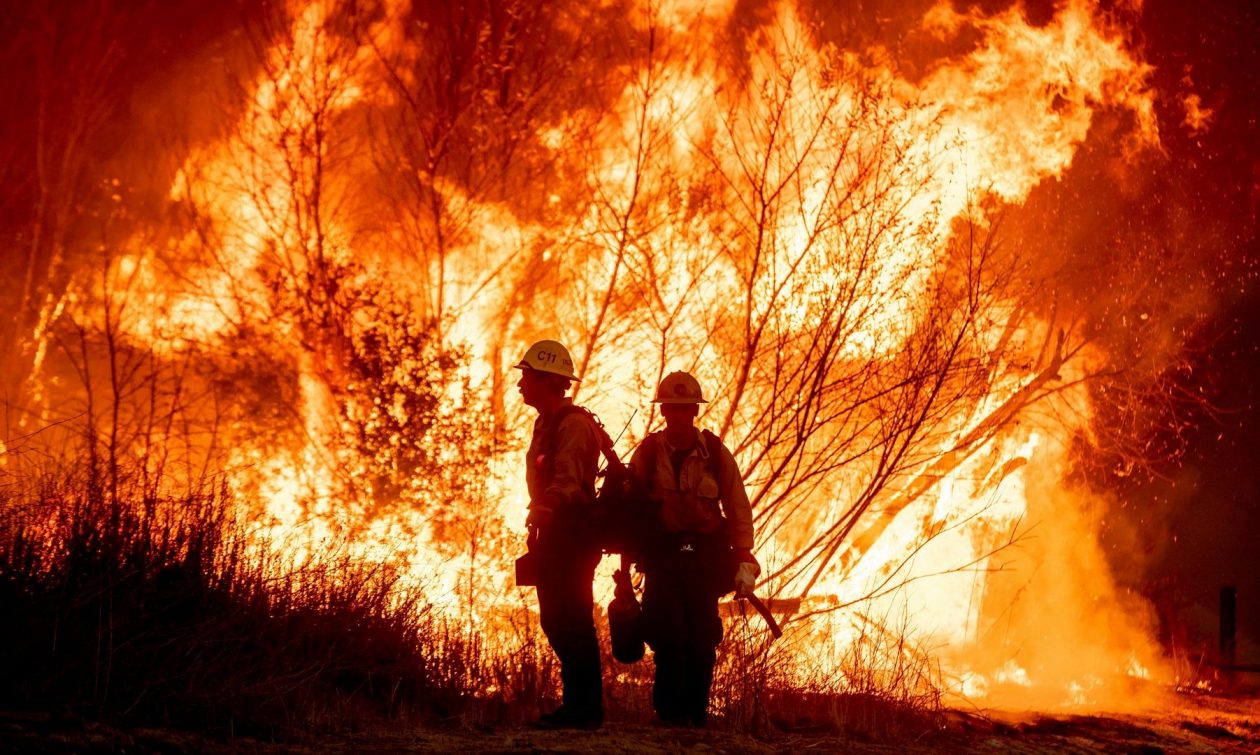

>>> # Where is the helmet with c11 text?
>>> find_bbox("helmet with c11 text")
[513,340,580,382]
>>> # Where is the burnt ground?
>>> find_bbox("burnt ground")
[2,693,1257,753]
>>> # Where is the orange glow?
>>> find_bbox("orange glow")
[53,0,1185,712]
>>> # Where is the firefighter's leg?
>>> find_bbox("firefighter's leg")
[642,564,689,723]
[536,545,603,719]
[680,570,724,726]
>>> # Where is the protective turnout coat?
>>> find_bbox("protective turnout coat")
[629,428,753,549]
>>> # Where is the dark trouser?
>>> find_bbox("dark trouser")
[536,530,603,716]
[642,530,729,726]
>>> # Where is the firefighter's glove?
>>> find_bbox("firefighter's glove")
[526,505,554,529]
[733,549,761,598]
[734,562,759,598]
[527,492,563,529]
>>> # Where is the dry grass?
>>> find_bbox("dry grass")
[0,463,942,743]
[0,470,449,738]
[711,605,943,738]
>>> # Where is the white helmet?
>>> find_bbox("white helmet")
[513,339,580,382]
[653,371,707,404]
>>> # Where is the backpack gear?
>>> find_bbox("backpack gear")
[539,404,657,557]
[514,339,581,381]
[653,371,707,403]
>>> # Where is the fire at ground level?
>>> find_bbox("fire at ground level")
[1,691,1257,753]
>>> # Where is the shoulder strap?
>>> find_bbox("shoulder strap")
[543,405,620,482]
[701,429,722,482]
[638,432,660,478]
[545,405,582,452]
[540,405,580,484]
[579,406,620,467]
[638,430,717,479]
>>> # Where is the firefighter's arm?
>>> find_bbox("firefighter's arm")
[716,443,760,596]
[627,436,654,485]
[716,444,755,551]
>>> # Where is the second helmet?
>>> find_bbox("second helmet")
[654,371,707,404]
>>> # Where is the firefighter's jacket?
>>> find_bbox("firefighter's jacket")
[525,398,601,515]
[629,428,754,550]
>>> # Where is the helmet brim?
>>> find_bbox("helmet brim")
[513,362,580,382]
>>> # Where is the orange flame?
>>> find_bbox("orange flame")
[80,0,1178,711]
